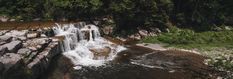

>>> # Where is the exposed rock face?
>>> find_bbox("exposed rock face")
[0,53,22,70]
[0,27,62,79]
[2,40,22,53]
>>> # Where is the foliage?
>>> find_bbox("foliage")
[141,27,233,48]
[1,0,233,31]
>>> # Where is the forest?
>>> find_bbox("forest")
[1,0,233,79]
[1,0,233,31]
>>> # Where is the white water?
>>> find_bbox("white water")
[53,23,126,69]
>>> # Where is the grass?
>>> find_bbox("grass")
[141,27,233,49]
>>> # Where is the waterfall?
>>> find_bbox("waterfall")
[53,23,126,69]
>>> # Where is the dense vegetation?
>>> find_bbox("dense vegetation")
[142,27,233,48]
[1,0,233,31]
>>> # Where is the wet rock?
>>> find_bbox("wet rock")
[130,50,211,78]
[90,47,111,59]
[17,48,31,57]
[0,53,22,70]
[44,28,54,37]
[2,40,22,53]
[27,32,40,39]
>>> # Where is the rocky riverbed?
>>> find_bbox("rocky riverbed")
[0,27,62,79]
[0,22,223,79]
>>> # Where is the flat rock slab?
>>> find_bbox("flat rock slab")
[0,35,12,42]
[136,43,166,51]
[17,48,31,57]
[27,32,40,39]
[0,53,22,69]
[2,40,22,53]
[5,30,27,37]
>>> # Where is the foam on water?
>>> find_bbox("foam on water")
[53,23,126,69]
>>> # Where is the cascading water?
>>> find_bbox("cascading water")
[53,23,126,69]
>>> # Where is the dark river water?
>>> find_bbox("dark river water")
[41,45,217,79]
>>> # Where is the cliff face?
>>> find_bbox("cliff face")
[0,27,63,79]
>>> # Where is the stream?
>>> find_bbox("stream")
[38,23,216,79]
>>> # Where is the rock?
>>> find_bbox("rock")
[102,26,114,35]
[24,38,51,48]
[17,36,27,41]
[129,33,141,40]
[26,32,40,39]
[136,43,166,51]
[0,41,6,45]
[0,35,12,43]
[0,16,9,22]
[44,28,54,37]
[0,53,22,70]
[225,26,231,30]
[138,30,148,37]
[17,48,31,57]
[2,41,22,53]
[0,30,8,35]
[0,46,8,56]
[90,47,111,59]
[93,21,100,25]
[166,28,170,33]
[5,30,27,37]
[33,18,41,21]
[156,28,162,33]
[9,19,16,22]
[41,34,47,38]
[28,47,37,51]
[148,32,157,36]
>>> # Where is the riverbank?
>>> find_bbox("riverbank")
[141,28,233,78]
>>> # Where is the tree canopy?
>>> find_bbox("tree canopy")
[1,0,233,31]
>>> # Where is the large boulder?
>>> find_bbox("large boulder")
[1,40,22,53]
